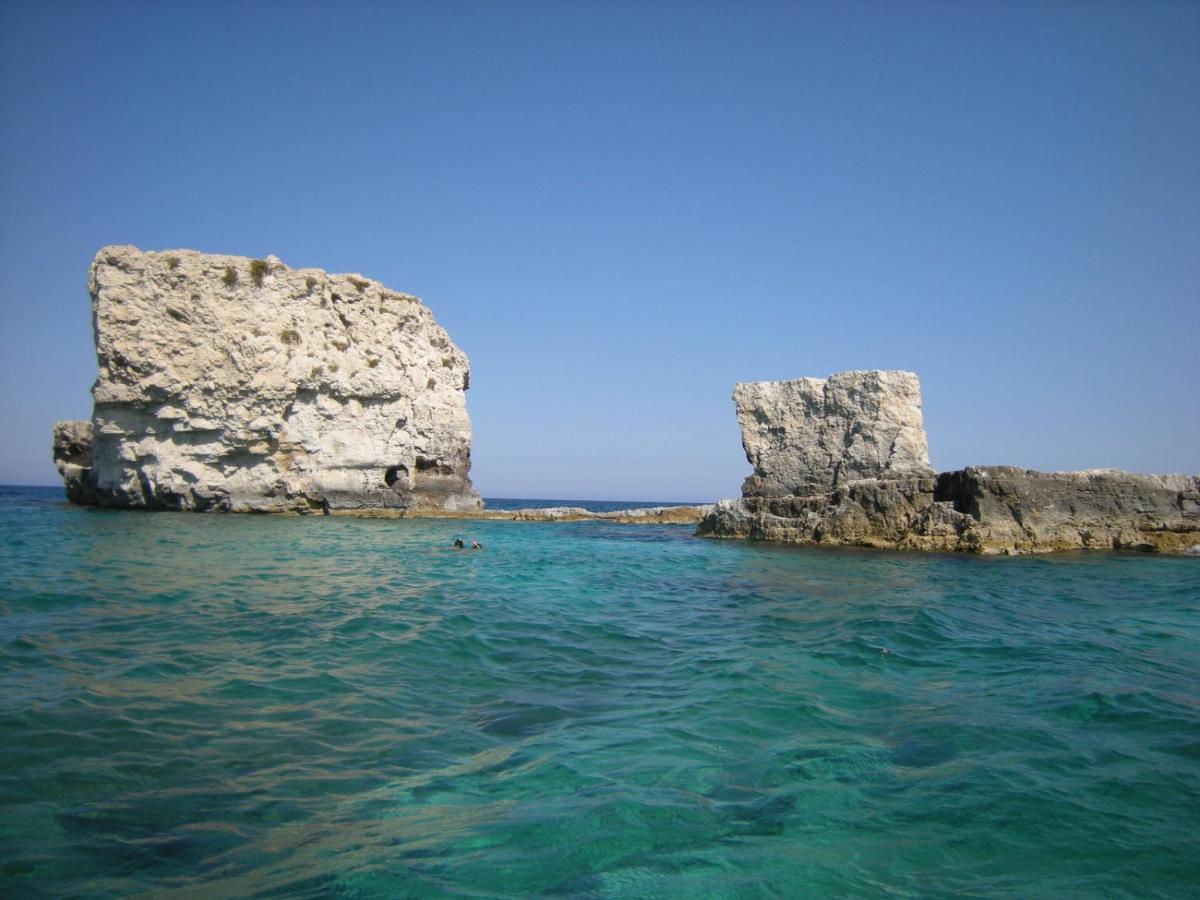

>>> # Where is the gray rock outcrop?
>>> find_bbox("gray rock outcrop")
[701,370,1200,554]
[701,476,949,550]
[735,371,933,496]
[53,246,481,513]
[52,420,98,506]
[934,467,1200,554]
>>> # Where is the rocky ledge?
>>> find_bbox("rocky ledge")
[53,246,481,513]
[699,371,1199,555]
[326,505,714,524]
[440,505,712,524]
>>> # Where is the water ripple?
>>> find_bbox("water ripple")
[1,488,1198,896]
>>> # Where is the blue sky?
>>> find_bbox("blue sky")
[2,1,1197,500]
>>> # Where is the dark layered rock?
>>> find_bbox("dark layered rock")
[933,467,1200,554]
[700,476,964,550]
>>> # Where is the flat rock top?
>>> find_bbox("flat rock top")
[734,370,934,496]
[958,466,1199,493]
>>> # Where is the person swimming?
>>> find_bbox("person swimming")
[471,541,482,550]
[453,538,464,549]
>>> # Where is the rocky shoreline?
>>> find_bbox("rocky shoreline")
[699,470,1200,555]
[344,505,714,524]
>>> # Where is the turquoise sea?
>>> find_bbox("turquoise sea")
[1,485,1198,898]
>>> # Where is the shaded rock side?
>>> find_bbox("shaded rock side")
[52,420,98,505]
[734,370,933,497]
[934,467,1200,554]
[699,477,966,551]
[60,245,482,513]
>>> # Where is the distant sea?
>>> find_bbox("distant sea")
[484,498,708,512]
[2,484,1198,896]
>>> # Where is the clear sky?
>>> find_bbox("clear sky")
[1,1,1197,500]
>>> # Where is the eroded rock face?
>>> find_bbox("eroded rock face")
[934,467,1200,554]
[705,477,940,546]
[734,370,933,496]
[701,370,1200,554]
[700,470,1200,554]
[57,245,481,513]
[52,420,98,505]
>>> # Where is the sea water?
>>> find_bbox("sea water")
[1,485,1198,897]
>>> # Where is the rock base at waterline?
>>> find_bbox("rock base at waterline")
[699,467,1200,555]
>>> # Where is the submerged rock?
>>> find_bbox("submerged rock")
[700,370,1200,555]
[53,246,481,513]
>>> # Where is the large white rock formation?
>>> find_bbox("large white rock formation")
[734,370,933,496]
[54,246,481,513]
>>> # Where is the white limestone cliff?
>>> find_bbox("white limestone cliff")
[55,245,481,513]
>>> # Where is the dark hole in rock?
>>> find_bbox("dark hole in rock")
[414,457,454,475]
[384,464,409,487]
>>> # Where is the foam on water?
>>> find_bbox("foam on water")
[1,486,1198,896]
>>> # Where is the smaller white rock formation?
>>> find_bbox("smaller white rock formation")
[734,370,933,496]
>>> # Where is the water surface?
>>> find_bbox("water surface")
[2,486,1198,896]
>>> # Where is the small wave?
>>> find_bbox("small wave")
[1,498,1197,896]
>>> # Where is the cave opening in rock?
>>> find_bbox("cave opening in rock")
[415,456,454,476]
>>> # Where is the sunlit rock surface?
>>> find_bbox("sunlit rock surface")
[54,246,481,513]
[735,370,933,496]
